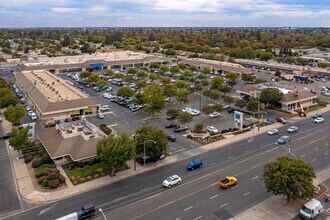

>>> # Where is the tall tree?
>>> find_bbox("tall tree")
[142,84,166,117]
[4,104,25,125]
[163,84,177,98]
[177,112,193,125]
[9,127,31,152]
[210,76,224,90]
[97,133,135,176]
[260,88,283,109]
[262,156,316,202]
[117,86,134,98]
[218,83,232,96]
[175,89,189,108]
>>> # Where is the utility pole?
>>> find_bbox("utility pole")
[199,89,202,111]
[257,98,260,131]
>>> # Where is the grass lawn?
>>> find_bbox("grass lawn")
[34,163,56,174]
[64,163,107,178]
[304,104,326,113]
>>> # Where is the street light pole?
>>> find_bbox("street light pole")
[141,139,156,169]
[99,208,108,220]
[257,98,260,131]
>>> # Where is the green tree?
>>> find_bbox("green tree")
[228,57,235,63]
[160,76,171,85]
[219,83,232,96]
[160,64,169,72]
[197,73,207,79]
[189,65,199,72]
[275,70,281,77]
[246,100,259,112]
[259,51,274,61]
[175,89,189,108]
[163,84,177,97]
[80,71,92,79]
[183,70,193,78]
[241,73,256,83]
[142,84,166,117]
[97,133,135,176]
[136,80,147,89]
[135,124,167,160]
[178,62,186,70]
[164,48,177,56]
[0,94,18,108]
[88,73,100,83]
[4,104,25,125]
[262,156,316,202]
[227,78,237,87]
[194,123,204,132]
[225,72,238,79]
[260,88,283,109]
[210,76,224,90]
[224,96,234,105]
[9,127,31,152]
[137,70,148,78]
[117,86,134,98]
[209,91,220,100]
[202,67,211,75]
[175,80,189,89]
[97,79,107,87]
[128,67,138,75]
[149,62,160,69]
[177,112,193,124]
[235,99,248,108]
[166,108,180,117]
[201,79,210,86]
[236,46,256,59]
[170,65,181,73]
[149,73,158,81]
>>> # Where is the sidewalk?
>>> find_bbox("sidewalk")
[2,104,330,203]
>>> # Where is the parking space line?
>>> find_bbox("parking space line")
[190,145,196,148]
[243,192,251,196]
[252,176,259,180]
[324,152,329,156]
[300,154,306,157]
[220,203,228,208]
[311,159,316,162]
[169,149,185,155]
[231,185,239,190]
[184,206,193,211]
[210,194,218,199]
[210,163,216,166]
[314,148,319,151]
[228,156,234,159]
[194,215,203,220]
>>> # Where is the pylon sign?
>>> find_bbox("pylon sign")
[234,111,243,130]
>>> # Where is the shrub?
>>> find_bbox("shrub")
[235,99,247,108]
[49,179,60,189]
[194,123,204,132]
[46,122,56,127]
[73,181,78,185]
[94,174,99,179]
[37,176,47,184]
[41,154,52,164]
[187,134,192,139]
[58,175,66,184]
[202,106,213,114]
[87,176,92,181]
[79,177,86,183]
[101,173,105,176]
[77,162,85,168]
[41,180,49,187]
[32,158,42,168]
[213,103,224,111]
[35,171,49,178]
[70,176,75,182]
[96,168,103,173]
[24,155,33,164]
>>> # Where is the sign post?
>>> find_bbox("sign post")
[234,111,243,131]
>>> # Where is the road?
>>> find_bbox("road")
[5,111,330,220]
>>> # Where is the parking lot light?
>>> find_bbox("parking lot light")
[141,139,157,169]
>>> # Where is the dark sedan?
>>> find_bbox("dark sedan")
[165,123,177,128]
[167,135,176,142]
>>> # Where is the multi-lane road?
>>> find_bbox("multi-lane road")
[5,111,330,220]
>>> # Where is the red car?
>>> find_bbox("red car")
[276,117,287,124]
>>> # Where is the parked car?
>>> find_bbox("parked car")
[167,135,176,142]
[207,126,218,134]
[100,105,110,111]
[174,126,188,133]
[267,129,278,135]
[0,115,2,122]
[277,136,290,145]
[287,126,298,133]
[276,117,287,124]
[299,199,323,220]
[227,107,235,113]
[314,117,324,123]
[186,159,203,170]
[218,176,238,189]
[209,112,221,118]
[312,113,322,119]
[25,105,31,111]
[166,115,176,120]
[97,112,104,119]
[0,133,11,140]
[165,123,177,128]
[162,175,182,188]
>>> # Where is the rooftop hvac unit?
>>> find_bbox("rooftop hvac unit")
[52,82,55,85]
[55,91,59,94]
[52,88,55,92]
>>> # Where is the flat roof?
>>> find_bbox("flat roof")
[24,70,86,102]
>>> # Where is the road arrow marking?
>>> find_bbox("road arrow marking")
[38,202,58,216]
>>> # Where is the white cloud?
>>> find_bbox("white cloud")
[52,7,78,13]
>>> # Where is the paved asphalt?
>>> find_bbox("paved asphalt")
[5,111,330,220]
[0,126,21,217]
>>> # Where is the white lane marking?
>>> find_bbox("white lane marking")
[184,206,193,211]
[169,149,185,155]
[252,176,259,180]
[247,137,254,143]
[210,163,216,166]
[190,145,196,148]
[194,215,203,220]
[220,203,228,208]
[311,159,316,162]
[243,192,251,197]
[231,185,239,190]
[314,148,319,151]
[210,194,219,199]
[228,156,234,159]
[300,154,306,158]
[324,152,329,156]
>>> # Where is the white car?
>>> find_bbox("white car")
[209,112,221,118]
[314,117,324,123]
[165,97,170,102]
[207,126,218,134]
[267,129,278,135]
[163,175,182,188]
[25,105,31,111]
[182,107,193,113]
[97,112,104,119]
[190,109,201,116]
[28,111,34,117]
[287,126,298,133]
[100,105,110,111]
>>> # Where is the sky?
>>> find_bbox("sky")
[0,0,329,27]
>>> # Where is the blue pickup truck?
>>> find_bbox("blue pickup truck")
[186,159,203,170]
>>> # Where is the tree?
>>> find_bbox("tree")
[183,70,193,78]
[209,91,220,100]
[4,104,25,125]
[175,89,189,108]
[149,73,158,81]
[142,84,166,117]
[197,73,207,79]
[166,108,180,117]
[177,63,186,70]
[0,94,18,108]
[227,78,237,87]
[175,80,189,89]
[246,100,259,112]
[149,62,160,69]
[80,70,92,79]
[259,51,274,61]
[170,65,180,73]
[136,80,147,89]
[9,127,31,152]
[189,65,198,72]
[137,70,148,78]
[241,73,256,83]
[225,72,238,79]
[164,48,177,56]
[194,123,204,132]
[224,96,234,105]
[97,79,107,87]
[210,76,224,90]
[202,67,211,75]
[135,124,167,160]
[236,46,256,59]
[128,67,138,75]
[218,83,232,96]
[235,99,248,108]
[163,84,177,97]
[160,64,169,72]
[201,79,210,86]
[275,70,281,77]
[87,73,100,83]
[160,76,171,85]
[177,112,193,124]
[97,133,135,176]
[262,156,316,202]
[260,88,283,109]
[117,86,134,98]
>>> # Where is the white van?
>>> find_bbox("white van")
[299,199,323,219]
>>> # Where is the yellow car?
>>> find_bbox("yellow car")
[218,176,238,189]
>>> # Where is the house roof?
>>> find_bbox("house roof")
[236,85,262,94]
[38,128,99,161]
[281,90,317,103]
